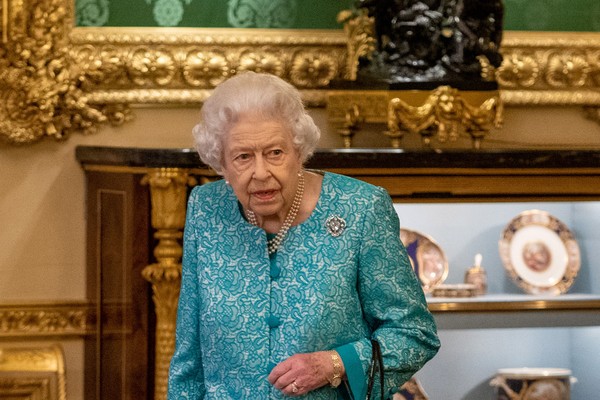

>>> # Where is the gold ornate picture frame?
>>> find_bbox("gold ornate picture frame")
[1,0,599,144]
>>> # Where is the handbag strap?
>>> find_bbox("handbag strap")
[366,339,384,400]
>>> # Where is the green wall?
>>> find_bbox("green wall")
[76,0,599,32]
[504,0,599,31]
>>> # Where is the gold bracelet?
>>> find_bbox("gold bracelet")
[328,350,342,388]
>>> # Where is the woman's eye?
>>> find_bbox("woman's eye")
[269,149,283,157]
[235,153,251,161]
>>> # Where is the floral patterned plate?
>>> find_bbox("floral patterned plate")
[498,209,580,295]
[400,228,448,294]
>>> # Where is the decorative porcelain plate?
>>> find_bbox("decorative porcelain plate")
[400,228,448,293]
[498,210,580,295]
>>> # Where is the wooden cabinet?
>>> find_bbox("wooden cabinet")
[76,146,600,400]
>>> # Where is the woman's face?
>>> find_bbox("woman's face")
[221,114,302,223]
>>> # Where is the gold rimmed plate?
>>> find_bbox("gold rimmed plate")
[400,228,449,293]
[498,210,580,295]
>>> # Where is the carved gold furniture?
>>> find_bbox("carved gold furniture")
[76,146,600,400]
[0,344,66,400]
[327,87,503,148]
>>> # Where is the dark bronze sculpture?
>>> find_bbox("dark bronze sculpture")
[354,0,503,88]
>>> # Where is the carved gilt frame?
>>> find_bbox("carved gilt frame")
[1,0,599,145]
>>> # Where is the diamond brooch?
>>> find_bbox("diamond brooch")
[325,215,346,237]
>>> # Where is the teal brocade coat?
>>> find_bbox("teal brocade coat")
[168,172,440,399]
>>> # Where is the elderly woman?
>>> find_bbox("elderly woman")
[168,72,440,399]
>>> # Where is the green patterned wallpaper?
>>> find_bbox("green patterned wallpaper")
[76,0,600,32]
[76,0,354,29]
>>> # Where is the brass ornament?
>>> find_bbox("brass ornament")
[495,51,540,88]
[387,86,503,149]
[141,168,197,400]
[290,50,338,88]
[0,302,91,338]
[337,8,376,81]
[183,50,231,87]
[328,88,502,148]
[0,0,131,145]
[498,32,600,106]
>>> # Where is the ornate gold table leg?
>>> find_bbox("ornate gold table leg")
[141,168,196,400]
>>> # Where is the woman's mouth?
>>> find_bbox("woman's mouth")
[252,190,277,201]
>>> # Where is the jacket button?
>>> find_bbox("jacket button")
[266,315,281,328]
[270,264,281,279]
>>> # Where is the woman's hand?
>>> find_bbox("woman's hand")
[267,351,345,397]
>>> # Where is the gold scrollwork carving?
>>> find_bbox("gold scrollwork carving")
[495,51,540,88]
[498,32,600,105]
[387,86,503,149]
[0,302,92,338]
[68,27,348,94]
[545,51,591,88]
[0,0,131,145]
[141,168,197,400]
[183,50,231,87]
[337,8,376,81]
[128,47,178,87]
[290,50,338,88]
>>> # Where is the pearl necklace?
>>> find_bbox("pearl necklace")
[246,171,305,255]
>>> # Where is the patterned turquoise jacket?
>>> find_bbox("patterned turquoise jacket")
[168,172,440,399]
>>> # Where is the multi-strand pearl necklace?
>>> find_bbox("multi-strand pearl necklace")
[246,171,305,255]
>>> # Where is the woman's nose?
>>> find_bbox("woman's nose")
[252,156,270,180]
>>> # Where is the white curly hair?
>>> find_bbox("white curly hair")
[192,72,321,174]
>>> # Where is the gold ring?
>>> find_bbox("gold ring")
[291,381,299,393]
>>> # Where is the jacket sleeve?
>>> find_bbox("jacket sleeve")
[167,188,206,399]
[337,187,440,399]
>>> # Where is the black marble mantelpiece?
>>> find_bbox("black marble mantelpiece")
[75,146,600,170]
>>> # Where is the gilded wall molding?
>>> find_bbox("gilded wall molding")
[0,302,93,338]
[1,0,599,145]
[68,27,349,108]
[499,31,600,106]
